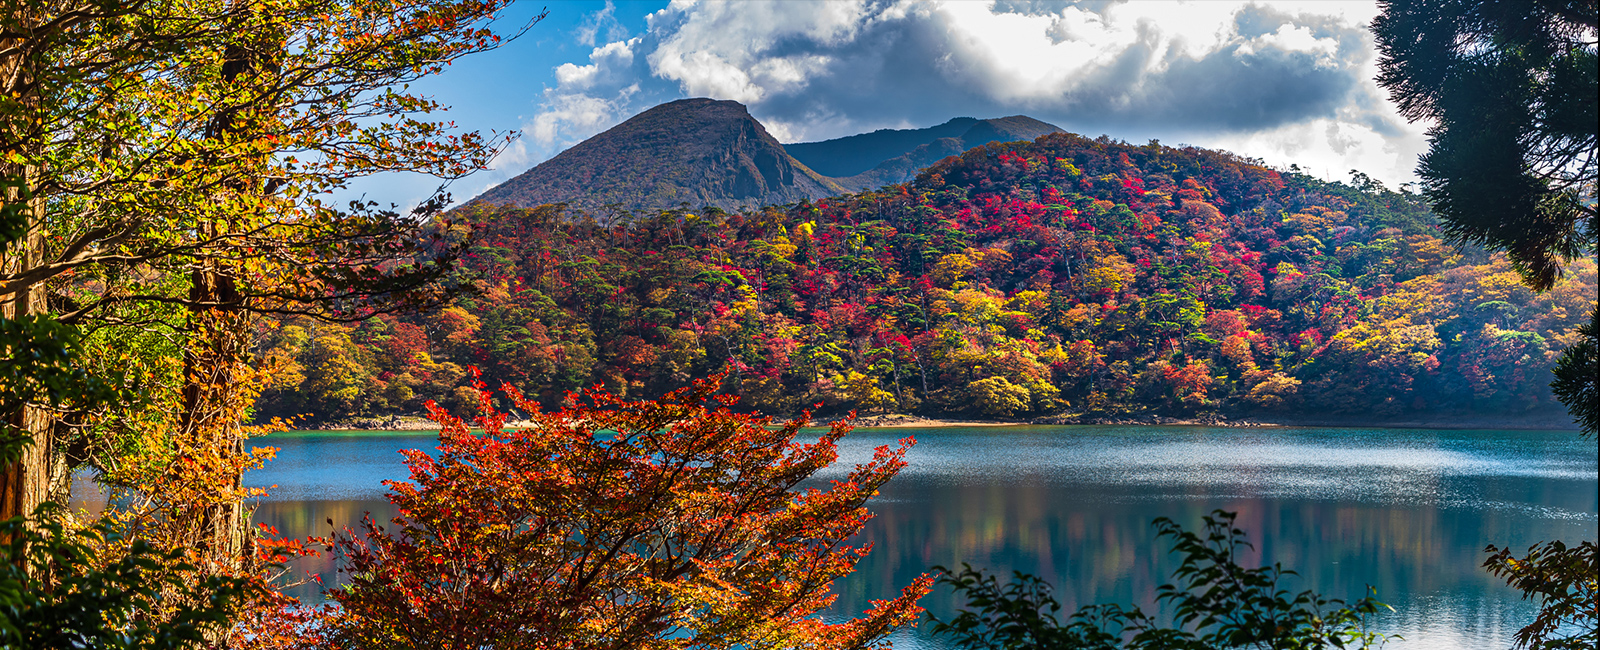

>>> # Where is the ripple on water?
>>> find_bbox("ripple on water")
[810,426,1597,513]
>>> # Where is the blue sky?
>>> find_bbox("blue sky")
[347,0,1432,211]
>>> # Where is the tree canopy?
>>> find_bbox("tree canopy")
[1374,0,1597,291]
[316,375,930,649]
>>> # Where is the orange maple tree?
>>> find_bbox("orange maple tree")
[319,373,931,649]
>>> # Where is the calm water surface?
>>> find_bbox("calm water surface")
[236,425,1596,649]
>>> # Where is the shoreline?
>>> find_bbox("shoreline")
[303,412,1581,433]
[880,412,1581,431]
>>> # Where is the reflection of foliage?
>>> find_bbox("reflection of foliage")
[932,510,1393,649]
[320,373,931,648]
[1483,540,1598,650]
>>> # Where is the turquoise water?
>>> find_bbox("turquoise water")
[241,425,1596,649]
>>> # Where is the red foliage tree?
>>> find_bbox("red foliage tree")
[381,322,432,370]
[321,373,931,649]
[1161,359,1214,409]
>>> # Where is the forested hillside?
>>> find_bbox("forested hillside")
[255,133,1595,423]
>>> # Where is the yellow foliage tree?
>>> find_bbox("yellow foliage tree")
[1244,371,1302,410]
[967,376,1031,418]
[931,253,976,288]
[840,370,897,414]
[1080,253,1138,297]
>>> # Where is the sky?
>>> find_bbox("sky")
[348,0,1435,211]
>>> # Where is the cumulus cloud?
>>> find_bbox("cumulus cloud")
[526,36,643,151]
[516,0,1430,187]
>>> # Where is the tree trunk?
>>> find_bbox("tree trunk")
[0,409,49,524]
[179,260,250,564]
[915,349,929,397]
[174,20,276,566]
[1,166,52,527]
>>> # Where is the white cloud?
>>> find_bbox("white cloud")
[645,0,869,101]
[529,93,617,147]
[509,0,1430,188]
[491,138,530,172]
[553,39,635,90]
[1238,24,1340,66]
[1204,115,1429,188]
[651,48,764,102]
[517,36,644,166]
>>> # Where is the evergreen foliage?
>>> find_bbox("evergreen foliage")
[1373,3,1599,648]
[1373,0,1598,435]
[1374,0,1596,291]
[1549,305,1598,436]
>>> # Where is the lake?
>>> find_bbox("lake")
[236,424,1596,649]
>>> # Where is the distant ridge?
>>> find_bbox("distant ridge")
[463,100,1063,212]
[783,118,981,177]
[468,98,843,213]
[789,115,1064,191]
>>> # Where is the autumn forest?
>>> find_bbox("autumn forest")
[254,134,1595,424]
[2,0,1594,647]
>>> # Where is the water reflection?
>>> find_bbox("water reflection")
[247,430,427,597]
[116,424,1597,649]
[819,426,1595,649]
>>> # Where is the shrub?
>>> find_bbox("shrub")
[320,372,931,649]
[932,510,1393,649]
[1483,540,1598,650]
[0,503,256,649]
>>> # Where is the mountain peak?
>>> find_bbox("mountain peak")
[468,98,841,213]
[784,117,982,178]
[463,101,1064,213]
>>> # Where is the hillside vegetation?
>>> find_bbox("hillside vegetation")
[256,133,1595,423]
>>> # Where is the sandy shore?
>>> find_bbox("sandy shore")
[833,411,1581,431]
[304,411,1580,432]
[814,414,1018,428]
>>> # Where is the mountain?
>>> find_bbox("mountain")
[467,98,844,213]
[781,117,981,177]
[465,100,1062,213]
[259,132,1594,425]
[787,115,1064,190]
